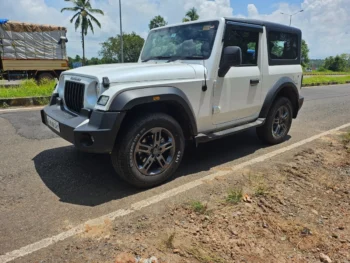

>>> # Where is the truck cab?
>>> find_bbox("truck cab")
[41,17,304,188]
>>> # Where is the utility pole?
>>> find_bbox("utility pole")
[119,0,124,63]
[281,9,304,26]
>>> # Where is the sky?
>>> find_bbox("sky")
[1,0,349,59]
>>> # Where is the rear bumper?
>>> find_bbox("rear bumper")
[41,103,125,153]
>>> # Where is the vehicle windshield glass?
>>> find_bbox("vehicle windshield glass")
[141,21,219,62]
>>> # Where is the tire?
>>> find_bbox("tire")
[256,97,293,145]
[111,113,185,188]
[37,72,54,82]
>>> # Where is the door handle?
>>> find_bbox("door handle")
[250,79,260,85]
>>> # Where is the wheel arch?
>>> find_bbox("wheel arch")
[259,77,300,119]
[109,87,198,139]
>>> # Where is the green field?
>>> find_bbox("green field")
[304,70,350,75]
[303,75,350,85]
[0,79,55,98]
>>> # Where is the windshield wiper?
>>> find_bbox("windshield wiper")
[142,56,171,62]
[166,55,205,63]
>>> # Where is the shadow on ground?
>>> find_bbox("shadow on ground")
[33,128,289,207]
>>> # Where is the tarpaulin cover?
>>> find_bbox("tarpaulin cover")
[0,21,67,60]
[0,19,9,25]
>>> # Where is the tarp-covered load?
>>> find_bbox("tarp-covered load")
[0,20,67,60]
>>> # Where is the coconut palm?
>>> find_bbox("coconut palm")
[61,0,104,65]
[183,7,199,22]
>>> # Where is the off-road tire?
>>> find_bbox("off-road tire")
[256,97,293,145]
[111,113,185,188]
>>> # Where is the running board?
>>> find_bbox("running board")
[195,118,265,144]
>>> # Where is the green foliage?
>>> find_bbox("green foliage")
[226,189,243,204]
[0,79,56,98]
[149,15,167,30]
[190,201,207,214]
[301,39,310,68]
[323,54,349,72]
[183,7,199,22]
[99,32,145,63]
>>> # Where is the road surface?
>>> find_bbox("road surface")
[1,84,350,261]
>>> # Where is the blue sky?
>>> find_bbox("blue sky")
[1,0,350,59]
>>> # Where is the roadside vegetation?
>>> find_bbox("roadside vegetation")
[0,79,55,98]
[303,75,350,86]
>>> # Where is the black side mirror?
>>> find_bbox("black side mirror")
[218,46,242,77]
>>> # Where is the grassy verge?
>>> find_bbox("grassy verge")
[304,70,350,75]
[0,79,55,98]
[303,75,350,86]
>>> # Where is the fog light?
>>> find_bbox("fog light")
[80,133,94,147]
[97,95,109,106]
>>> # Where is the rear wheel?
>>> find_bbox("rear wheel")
[37,72,54,82]
[111,113,185,188]
[257,97,293,145]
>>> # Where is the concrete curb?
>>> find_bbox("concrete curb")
[0,96,51,107]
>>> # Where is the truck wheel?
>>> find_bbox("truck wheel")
[38,72,54,82]
[256,97,293,145]
[111,113,185,188]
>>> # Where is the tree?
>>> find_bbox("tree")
[99,32,145,63]
[61,0,104,66]
[149,15,167,30]
[301,39,310,68]
[183,7,199,22]
[323,55,348,72]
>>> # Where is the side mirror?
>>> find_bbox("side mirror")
[218,46,242,77]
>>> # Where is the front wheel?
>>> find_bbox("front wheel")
[111,113,185,188]
[257,97,293,145]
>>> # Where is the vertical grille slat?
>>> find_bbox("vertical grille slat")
[64,81,85,113]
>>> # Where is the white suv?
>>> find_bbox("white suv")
[41,18,304,188]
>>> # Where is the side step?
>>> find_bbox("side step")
[195,118,265,144]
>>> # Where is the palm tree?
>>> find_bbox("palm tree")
[61,0,104,65]
[183,7,199,22]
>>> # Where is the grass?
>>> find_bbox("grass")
[0,79,55,98]
[255,184,269,197]
[303,75,350,86]
[186,246,227,263]
[342,132,350,145]
[164,232,176,249]
[304,70,350,75]
[226,188,243,204]
[190,201,207,214]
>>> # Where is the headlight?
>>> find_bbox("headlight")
[97,95,109,106]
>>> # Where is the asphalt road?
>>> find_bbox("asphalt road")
[1,84,350,258]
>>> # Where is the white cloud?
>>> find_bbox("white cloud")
[0,0,349,58]
[245,0,350,58]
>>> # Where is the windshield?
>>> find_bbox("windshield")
[141,21,219,62]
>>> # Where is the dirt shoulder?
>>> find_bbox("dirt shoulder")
[16,131,350,263]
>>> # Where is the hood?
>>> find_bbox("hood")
[63,62,201,84]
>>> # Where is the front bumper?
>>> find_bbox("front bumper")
[41,102,125,153]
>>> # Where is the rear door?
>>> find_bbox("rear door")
[212,22,263,126]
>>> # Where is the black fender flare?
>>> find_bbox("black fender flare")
[259,77,300,119]
[109,86,198,135]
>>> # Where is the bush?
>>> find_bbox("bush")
[0,79,56,98]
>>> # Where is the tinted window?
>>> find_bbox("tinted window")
[224,27,259,66]
[268,31,298,60]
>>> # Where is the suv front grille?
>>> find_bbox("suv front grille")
[64,81,85,113]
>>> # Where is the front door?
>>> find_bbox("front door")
[213,23,263,126]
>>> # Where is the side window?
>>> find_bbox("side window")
[224,27,259,66]
[268,31,298,60]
